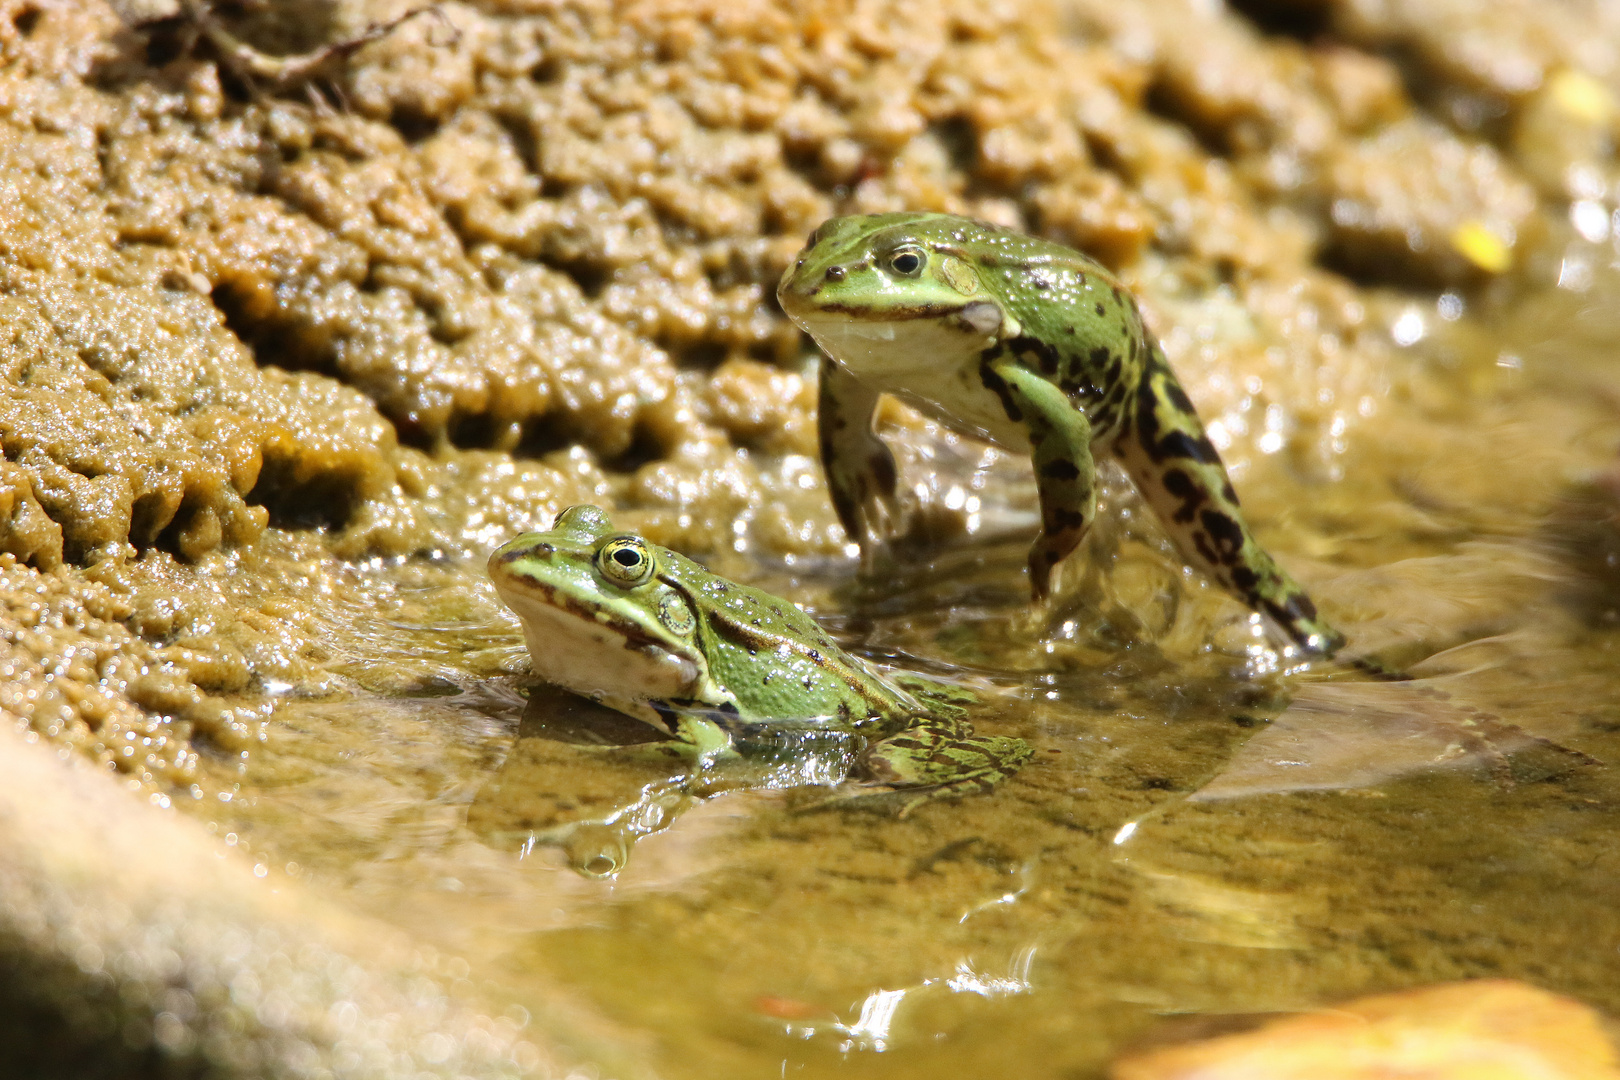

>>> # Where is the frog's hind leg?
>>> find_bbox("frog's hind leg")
[981,356,1096,599]
[819,360,901,563]
[856,718,1033,816]
[1116,345,1344,656]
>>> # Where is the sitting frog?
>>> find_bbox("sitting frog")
[487,505,1031,809]
[777,212,1344,656]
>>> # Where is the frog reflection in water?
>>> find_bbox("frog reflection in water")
[778,212,1344,657]
[488,506,1031,826]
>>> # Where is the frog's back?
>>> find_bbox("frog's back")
[660,551,911,726]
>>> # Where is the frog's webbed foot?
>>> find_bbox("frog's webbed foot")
[819,360,902,563]
[846,722,1033,817]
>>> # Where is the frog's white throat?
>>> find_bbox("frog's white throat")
[499,588,701,716]
[797,303,1000,383]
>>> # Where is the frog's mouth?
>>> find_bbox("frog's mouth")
[497,586,702,707]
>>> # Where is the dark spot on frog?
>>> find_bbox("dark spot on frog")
[1094,302,1105,317]
[1161,379,1197,416]
[1200,509,1245,563]
[1193,532,1219,566]
[1041,459,1081,481]
[1230,714,1262,728]
[979,354,1023,422]
[1230,565,1260,591]
[1159,430,1222,464]
[649,701,680,734]
[1049,508,1087,532]
[1011,334,1061,376]
[1270,592,1319,622]
[1161,469,1204,523]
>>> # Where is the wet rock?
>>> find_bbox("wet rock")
[1111,979,1620,1080]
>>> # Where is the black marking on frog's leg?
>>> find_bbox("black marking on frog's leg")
[1161,468,1205,523]
[987,356,1096,599]
[1115,342,1345,655]
[1200,508,1246,564]
[978,351,1024,423]
[819,359,899,555]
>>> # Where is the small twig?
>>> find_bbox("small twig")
[177,1,453,91]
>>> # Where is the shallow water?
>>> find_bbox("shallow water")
[188,243,1620,1077]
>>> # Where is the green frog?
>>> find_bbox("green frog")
[777,212,1344,656]
[487,505,1031,807]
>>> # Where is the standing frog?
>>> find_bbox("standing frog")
[488,505,1031,807]
[778,212,1344,656]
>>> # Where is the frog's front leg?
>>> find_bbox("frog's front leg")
[981,354,1096,599]
[654,703,743,765]
[1115,346,1345,655]
[819,360,900,561]
[857,715,1032,815]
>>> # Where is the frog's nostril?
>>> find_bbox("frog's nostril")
[825,265,846,282]
[796,259,804,269]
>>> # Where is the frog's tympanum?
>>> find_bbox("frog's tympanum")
[778,212,1344,656]
[488,506,1031,809]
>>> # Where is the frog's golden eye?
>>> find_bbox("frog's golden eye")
[597,536,655,587]
[888,249,925,276]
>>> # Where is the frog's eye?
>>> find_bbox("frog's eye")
[597,536,655,587]
[888,249,925,276]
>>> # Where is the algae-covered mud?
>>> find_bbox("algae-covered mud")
[4,0,1620,1076]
